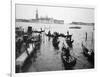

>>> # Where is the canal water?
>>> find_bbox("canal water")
[22,33,93,72]
[24,34,64,72]
[16,22,94,72]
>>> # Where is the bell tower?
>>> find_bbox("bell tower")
[36,9,38,19]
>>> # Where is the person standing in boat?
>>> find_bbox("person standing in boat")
[66,31,71,42]
[66,31,74,48]
[48,30,51,41]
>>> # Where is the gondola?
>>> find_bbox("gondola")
[66,40,74,48]
[61,47,76,69]
[52,36,59,50]
[64,34,74,48]
[33,30,44,34]
[46,33,54,37]
[81,43,94,65]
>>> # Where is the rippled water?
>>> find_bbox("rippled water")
[16,22,94,72]
[16,22,94,50]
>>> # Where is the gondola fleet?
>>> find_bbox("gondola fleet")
[16,26,43,72]
[46,31,77,69]
[16,26,94,72]
[46,30,94,69]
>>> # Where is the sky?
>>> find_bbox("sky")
[16,4,94,23]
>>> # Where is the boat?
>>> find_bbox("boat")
[65,34,74,48]
[69,26,81,29]
[52,36,59,50]
[59,33,66,37]
[81,43,94,65]
[61,47,76,69]
[66,40,74,48]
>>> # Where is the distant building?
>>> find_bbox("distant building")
[70,22,94,26]
[16,9,64,24]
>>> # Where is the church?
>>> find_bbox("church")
[31,9,64,24]
[16,9,64,24]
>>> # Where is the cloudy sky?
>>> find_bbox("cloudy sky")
[16,4,94,23]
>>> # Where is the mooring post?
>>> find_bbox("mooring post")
[85,32,87,42]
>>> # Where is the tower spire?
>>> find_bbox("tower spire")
[36,9,38,19]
